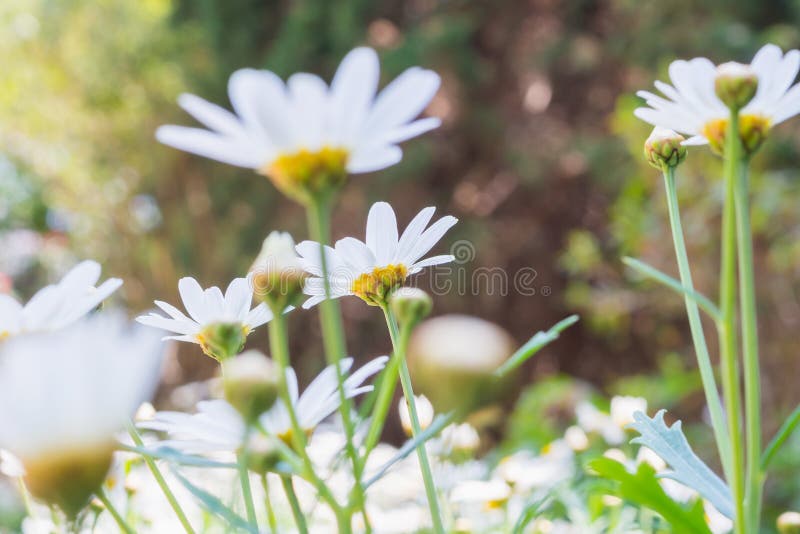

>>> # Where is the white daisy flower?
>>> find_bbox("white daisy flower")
[635,43,800,152]
[0,260,121,340]
[0,313,162,516]
[156,47,441,202]
[135,275,272,360]
[141,356,388,452]
[296,201,457,307]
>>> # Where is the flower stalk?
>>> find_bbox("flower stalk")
[380,304,445,534]
[720,110,746,534]
[661,165,732,480]
[126,422,195,534]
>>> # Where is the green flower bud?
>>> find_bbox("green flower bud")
[251,231,308,310]
[778,512,800,534]
[389,287,433,328]
[715,62,758,110]
[198,322,248,361]
[23,444,115,518]
[222,350,280,423]
[644,127,687,170]
[407,315,516,413]
[240,433,282,474]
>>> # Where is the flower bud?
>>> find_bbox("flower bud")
[251,232,308,309]
[240,433,282,474]
[23,444,115,518]
[778,512,800,534]
[407,315,515,413]
[715,62,758,110]
[390,287,432,328]
[398,394,434,437]
[644,127,687,170]
[439,423,480,462]
[222,350,280,423]
[197,322,247,361]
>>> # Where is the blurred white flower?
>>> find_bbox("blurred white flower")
[0,260,121,339]
[436,423,480,457]
[156,47,440,185]
[635,44,800,150]
[575,401,624,445]
[705,500,733,534]
[297,201,456,307]
[0,313,162,514]
[142,357,387,451]
[136,275,272,359]
[495,440,575,492]
[449,479,511,507]
[610,395,647,429]
[564,425,589,452]
[398,394,434,436]
[252,231,304,275]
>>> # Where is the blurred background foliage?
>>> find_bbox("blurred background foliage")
[3,0,800,522]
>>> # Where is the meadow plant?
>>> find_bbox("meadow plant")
[2,43,800,534]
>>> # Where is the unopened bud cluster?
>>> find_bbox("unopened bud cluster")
[644,127,687,170]
[714,62,758,110]
[222,350,280,423]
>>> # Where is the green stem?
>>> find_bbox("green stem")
[662,166,732,481]
[362,350,403,457]
[267,309,349,529]
[381,306,445,534]
[280,475,309,534]
[237,445,258,530]
[96,490,134,534]
[306,197,367,524]
[721,111,746,534]
[126,422,196,534]
[260,473,278,533]
[733,154,763,532]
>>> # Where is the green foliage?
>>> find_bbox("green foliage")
[590,457,711,534]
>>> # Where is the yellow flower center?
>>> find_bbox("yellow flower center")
[351,264,409,306]
[701,113,771,155]
[0,331,9,342]
[261,147,349,204]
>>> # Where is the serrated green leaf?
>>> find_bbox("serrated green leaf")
[589,457,711,534]
[628,410,733,519]
[494,315,579,378]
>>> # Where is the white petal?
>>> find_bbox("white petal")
[228,68,292,149]
[363,67,440,135]
[405,215,458,265]
[377,117,441,146]
[178,277,209,324]
[366,202,399,265]
[330,47,380,145]
[156,125,263,168]
[177,93,246,137]
[347,145,403,173]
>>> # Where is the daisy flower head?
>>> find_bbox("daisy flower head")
[0,313,162,517]
[0,260,121,340]
[156,47,441,205]
[141,356,388,453]
[296,201,457,308]
[635,44,800,154]
[136,275,272,361]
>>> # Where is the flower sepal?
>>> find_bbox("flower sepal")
[197,322,248,361]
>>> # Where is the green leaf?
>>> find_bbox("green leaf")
[628,410,733,519]
[622,257,721,321]
[170,467,257,533]
[121,444,238,469]
[363,412,455,488]
[762,403,800,471]
[494,315,579,378]
[589,457,711,534]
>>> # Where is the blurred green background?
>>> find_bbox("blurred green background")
[2,0,800,517]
